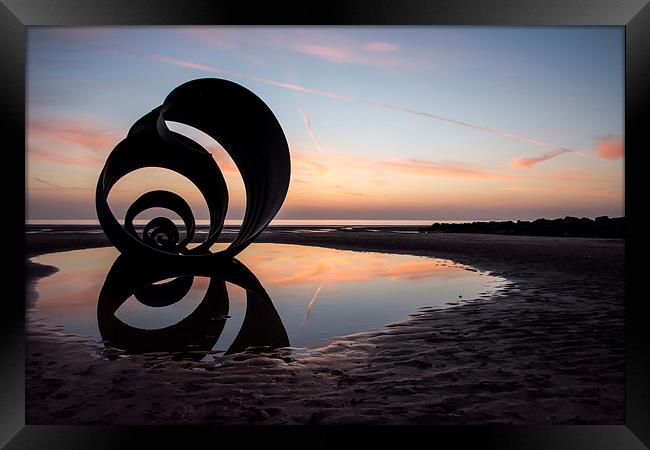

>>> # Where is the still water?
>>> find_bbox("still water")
[30,243,507,358]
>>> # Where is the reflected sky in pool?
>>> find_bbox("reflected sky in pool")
[30,243,507,355]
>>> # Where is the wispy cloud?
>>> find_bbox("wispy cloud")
[275,32,429,69]
[150,54,584,154]
[28,118,119,153]
[364,41,400,52]
[181,29,414,68]
[294,44,352,63]
[293,41,400,63]
[289,149,505,182]
[297,105,324,153]
[379,159,506,179]
[595,135,624,160]
[508,149,571,169]
[291,153,330,176]
[28,145,105,168]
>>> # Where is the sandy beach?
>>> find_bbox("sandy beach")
[25,230,624,424]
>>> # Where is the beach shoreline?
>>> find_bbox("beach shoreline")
[25,230,625,424]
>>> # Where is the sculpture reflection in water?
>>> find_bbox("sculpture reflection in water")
[97,254,289,359]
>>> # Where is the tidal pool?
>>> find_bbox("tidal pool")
[29,243,507,358]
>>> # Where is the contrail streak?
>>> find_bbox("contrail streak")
[299,285,323,331]
[33,177,61,188]
[151,54,585,154]
[297,105,324,153]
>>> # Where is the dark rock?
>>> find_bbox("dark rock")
[420,217,624,238]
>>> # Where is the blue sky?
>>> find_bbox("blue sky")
[27,26,624,221]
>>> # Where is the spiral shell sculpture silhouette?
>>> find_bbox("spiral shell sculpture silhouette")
[96,78,290,259]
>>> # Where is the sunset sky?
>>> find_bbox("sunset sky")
[27,27,624,222]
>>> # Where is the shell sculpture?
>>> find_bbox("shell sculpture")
[96,78,291,260]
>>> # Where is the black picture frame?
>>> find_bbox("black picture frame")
[2,1,648,448]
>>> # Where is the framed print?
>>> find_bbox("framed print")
[2,0,649,448]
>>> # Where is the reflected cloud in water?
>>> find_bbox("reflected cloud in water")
[97,254,289,359]
[31,244,507,351]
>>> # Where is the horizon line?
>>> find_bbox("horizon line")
[26,216,624,225]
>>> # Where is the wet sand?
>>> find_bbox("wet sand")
[25,230,624,424]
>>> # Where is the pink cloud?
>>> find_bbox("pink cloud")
[291,41,410,68]
[364,42,400,52]
[595,136,624,160]
[289,148,508,182]
[179,29,430,70]
[379,159,506,179]
[28,145,105,168]
[508,149,570,169]
[294,44,352,63]
[28,119,119,153]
